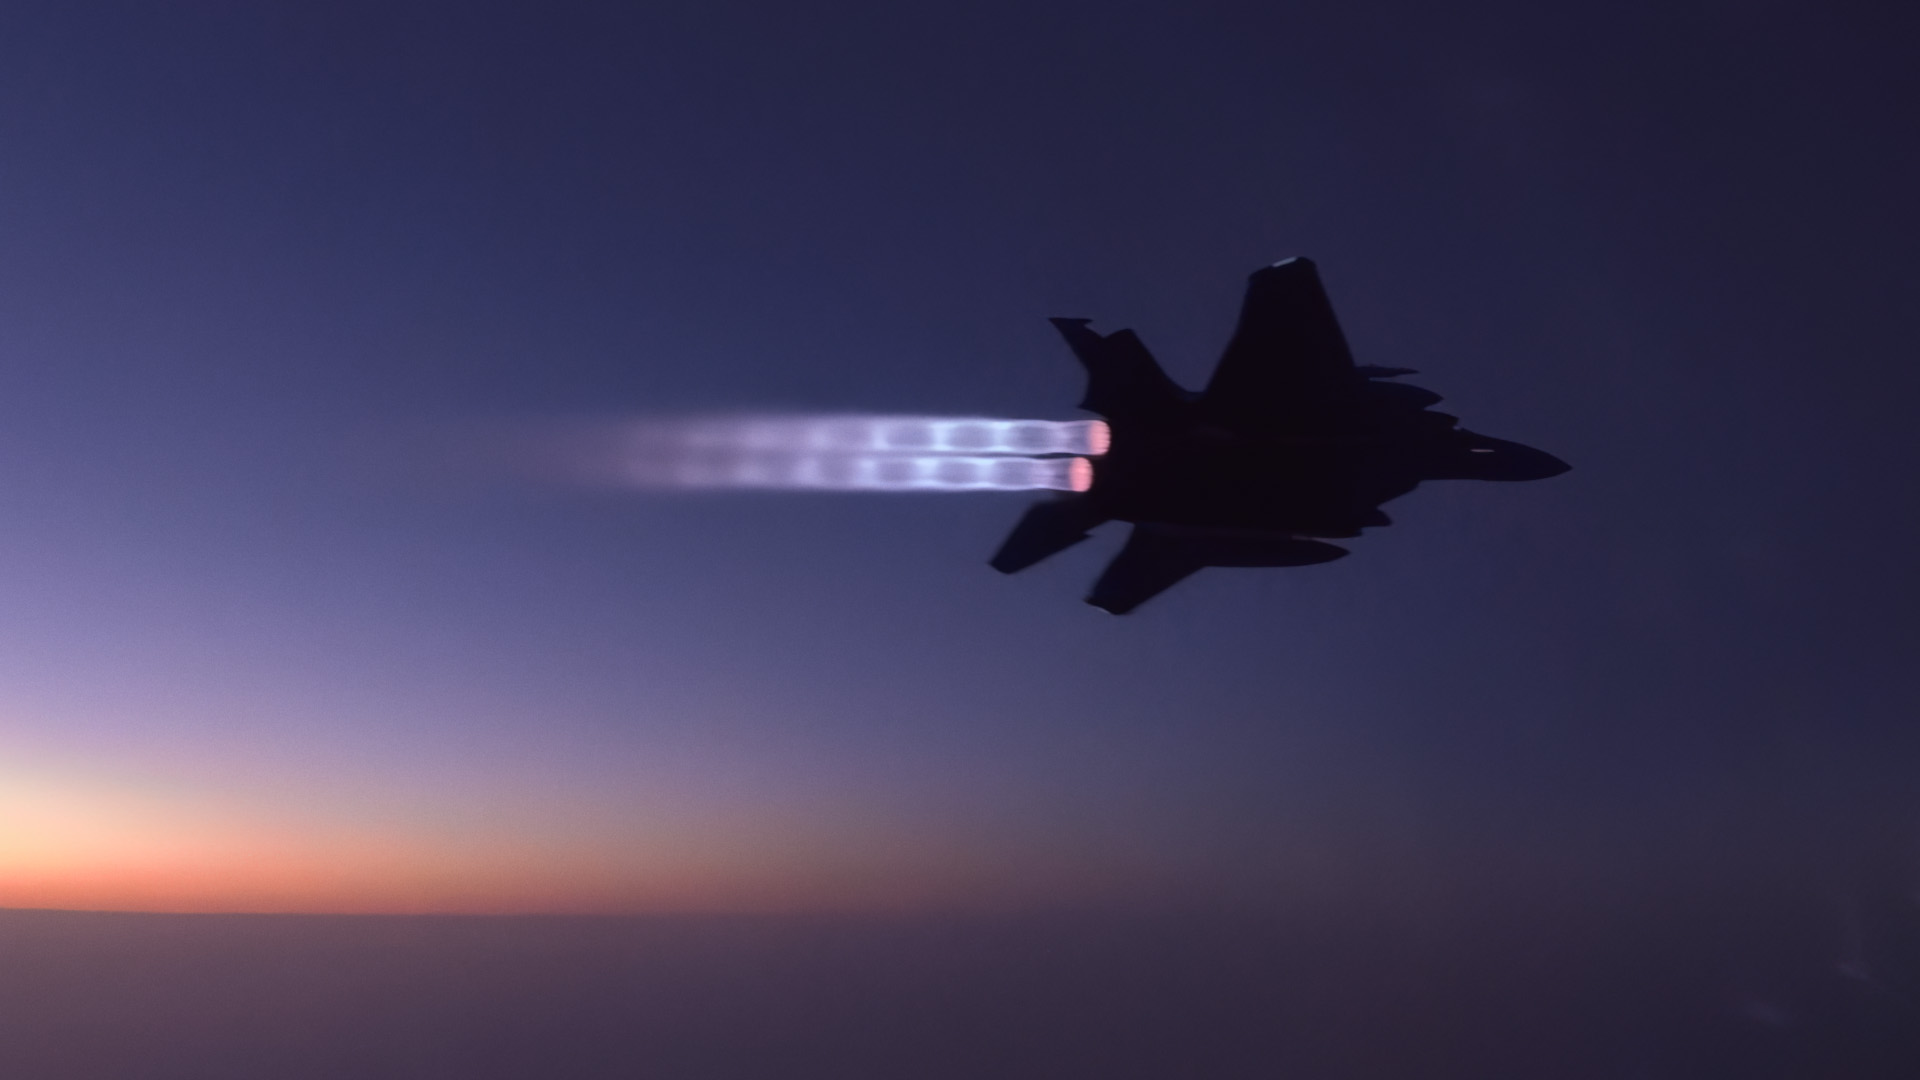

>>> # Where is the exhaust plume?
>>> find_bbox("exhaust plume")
[538,415,1105,493]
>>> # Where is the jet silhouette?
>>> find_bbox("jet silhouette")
[991,257,1570,613]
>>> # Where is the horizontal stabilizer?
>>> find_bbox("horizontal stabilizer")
[1049,318,1188,426]
[990,496,1108,574]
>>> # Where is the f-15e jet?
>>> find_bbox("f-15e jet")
[991,257,1569,613]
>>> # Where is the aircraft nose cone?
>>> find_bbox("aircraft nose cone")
[1454,433,1572,481]
[1519,446,1572,480]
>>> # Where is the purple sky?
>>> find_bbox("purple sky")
[0,0,1915,922]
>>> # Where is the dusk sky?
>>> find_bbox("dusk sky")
[1,0,1916,937]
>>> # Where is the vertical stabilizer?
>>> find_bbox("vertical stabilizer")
[1048,318,1189,427]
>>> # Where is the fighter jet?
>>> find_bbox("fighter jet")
[991,257,1569,613]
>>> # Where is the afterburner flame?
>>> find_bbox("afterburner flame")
[663,453,1091,492]
[565,415,1106,493]
[672,416,1108,456]
[1069,457,1094,492]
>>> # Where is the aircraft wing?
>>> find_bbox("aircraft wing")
[1199,257,1363,427]
[1085,527,1205,614]
[1085,527,1353,613]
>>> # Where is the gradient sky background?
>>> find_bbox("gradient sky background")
[0,0,1916,922]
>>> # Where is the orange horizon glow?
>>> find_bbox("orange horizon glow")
[0,755,1142,917]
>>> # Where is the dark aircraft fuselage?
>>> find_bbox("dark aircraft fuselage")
[1087,396,1567,539]
[990,257,1570,612]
